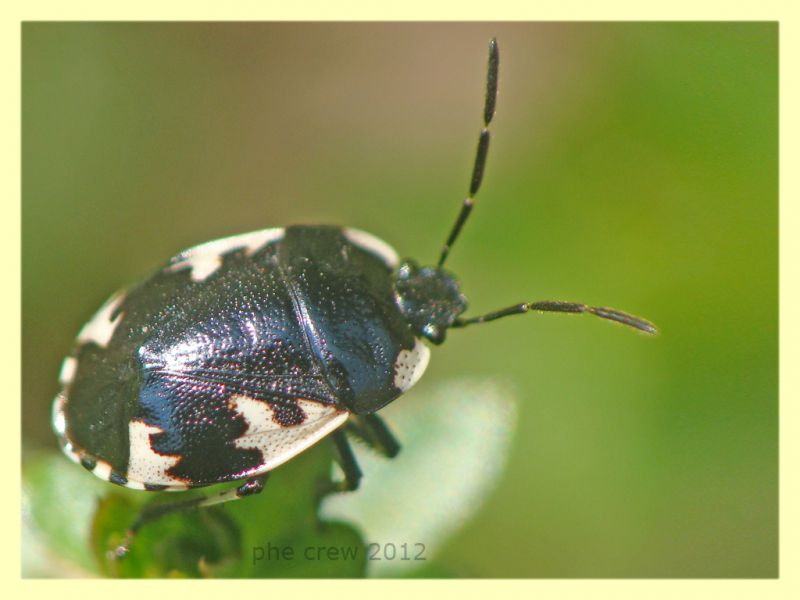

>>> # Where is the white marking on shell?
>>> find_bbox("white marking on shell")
[92,460,113,481]
[127,421,185,487]
[58,357,78,386]
[229,395,349,475]
[52,394,159,489]
[343,228,400,268]
[124,480,147,491]
[51,393,67,437]
[60,440,80,464]
[166,228,285,282]
[52,415,82,464]
[77,291,125,348]
[393,338,430,392]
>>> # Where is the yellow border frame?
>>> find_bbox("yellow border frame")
[6,2,796,597]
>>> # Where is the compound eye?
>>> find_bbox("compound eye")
[423,324,446,345]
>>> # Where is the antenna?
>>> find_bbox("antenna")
[437,39,658,337]
[437,38,499,267]
[452,300,658,335]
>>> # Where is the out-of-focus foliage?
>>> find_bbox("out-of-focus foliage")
[23,445,368,577]
[23,23,777,577]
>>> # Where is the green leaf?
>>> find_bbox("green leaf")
[23,450,110,576]
[90,493,242,577]
[23,442,367,578]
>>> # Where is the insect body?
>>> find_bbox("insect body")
[53,226,430,490]
[52,39,656,553]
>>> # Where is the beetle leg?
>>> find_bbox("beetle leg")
[329,430,362,492]
[112,473,269,560]
[313,431,364,530]
[346,414,401,458]
[317,417,401,504]
[315,430,362,504]
[317,417,402,501]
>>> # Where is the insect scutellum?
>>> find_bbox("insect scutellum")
[392,38,657,344]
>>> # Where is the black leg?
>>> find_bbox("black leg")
[329,430,362,492]
[346,413,401,458]
[314,431,367,532]
[316,430,364,505]
[112,473,269,559]
[317,419,401,505]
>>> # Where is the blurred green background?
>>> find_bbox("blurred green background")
[22,22,777,577]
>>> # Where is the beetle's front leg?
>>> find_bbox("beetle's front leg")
[317,415,402,502]
[313,430,363,531]
[346,413,401,458]
[321,430,362,495]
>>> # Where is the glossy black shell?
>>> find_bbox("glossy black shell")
[56,225,428,487]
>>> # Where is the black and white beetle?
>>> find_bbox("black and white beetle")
[52,39,656,555]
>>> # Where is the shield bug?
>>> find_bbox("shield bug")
[52,38,657,556]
